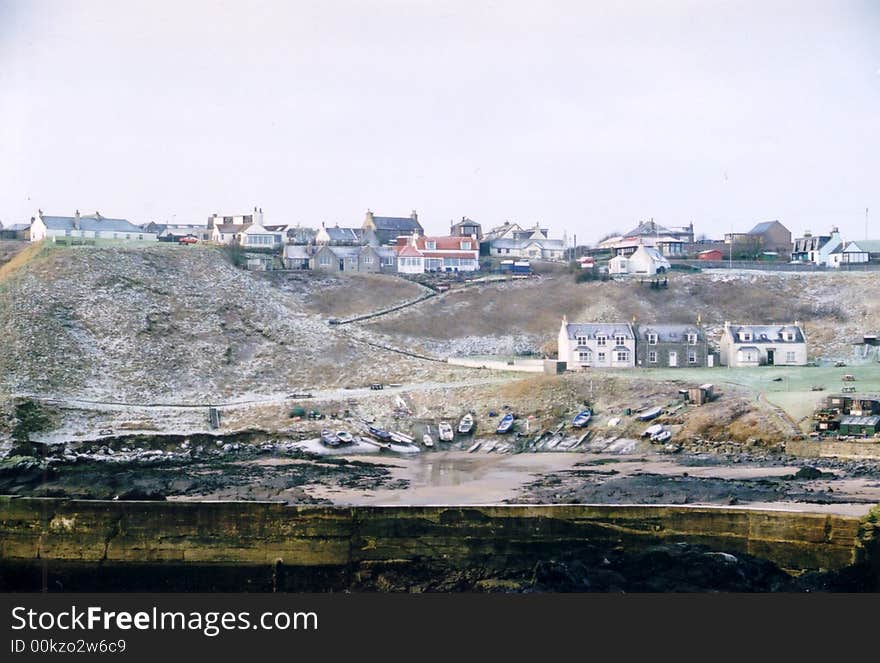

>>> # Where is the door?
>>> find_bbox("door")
[767,349,775,365]
[339,259,345,271]
[668,351,678,367]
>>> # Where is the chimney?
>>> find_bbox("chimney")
[75,209,80,218]
[411,210,418,221]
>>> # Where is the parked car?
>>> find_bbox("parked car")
[178,235,199,244]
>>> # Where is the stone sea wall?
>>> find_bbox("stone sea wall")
[1,497,878,591]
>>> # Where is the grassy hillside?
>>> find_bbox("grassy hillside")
[0,245,434,401]
[363,270,880,359]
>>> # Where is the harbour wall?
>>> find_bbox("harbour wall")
[1,497,878,591]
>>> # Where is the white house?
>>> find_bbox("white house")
[29,210,156,242]
[719,322,808,367]
[608,244,671,275]
[394,234,480,274]
[791,228,844,266]
[557,318,636,369]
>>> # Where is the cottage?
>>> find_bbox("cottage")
[608,245,670,275]
[315,223,367,246]
[557,318,636,369]
[29,211,156,242]
[609,219,692,257]
[308,244,395,273]
[634,323,711,368]
[719,322,807,367]
[283,244,312,269]
[362,210,423,246]
[791,228,843,265]
[834,240,880,266]
[394,234,480,273]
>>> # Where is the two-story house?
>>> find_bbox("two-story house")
[719,322,807,367]
[634,323,711,368]
[557,318,636,369]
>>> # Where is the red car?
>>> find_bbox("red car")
[178,235,199,244]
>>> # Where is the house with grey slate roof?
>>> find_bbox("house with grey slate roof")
[719,322,807,367]
[557,318,636,369]
[634,323,711,368]
[29,210,156,242]
[362,210,423,246]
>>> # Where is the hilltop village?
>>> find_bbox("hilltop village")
[1,206,880,510]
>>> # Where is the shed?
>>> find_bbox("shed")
[698,249,724,261]
[544,360,566,375]
[838,415,880,436]
[687,383,714,405]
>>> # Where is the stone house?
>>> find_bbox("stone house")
[634,323,711,368]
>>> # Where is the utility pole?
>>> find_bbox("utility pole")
[867,207,870,241]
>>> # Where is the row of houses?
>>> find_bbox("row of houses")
[557,318,807,369]
[283,233,481,274]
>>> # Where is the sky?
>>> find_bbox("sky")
[1,0,878,243]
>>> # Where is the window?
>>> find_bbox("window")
[126,234,131,239]
[615,335,626,346]
[687,333,697,345]
[596,335,607,347]
[688,351,697,364]
[319,255,331,266]
[461,241,471,250]
[615,351,629,362]
[648,351,657,363]
[363,255,373,264]
[426,241,436,250]
[647,333,658,345]
[740,331,752,342]
[578,350,592,363]
[785,332,795,341]
[786,351,796,362]
[505,249,510,254]
[597,352,606,363]
[576,335,588,346]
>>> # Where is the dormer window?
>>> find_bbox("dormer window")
[614,334,626,346]
[596,335,607,347]
[785,331,795,341]
[426,241,436,250]
[647,333,658,345]
[461,241,471,250]
[740,331,752,342]
[576,335,588,346]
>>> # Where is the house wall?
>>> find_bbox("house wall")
[636,338,709,368]
[720,335,808,367]
[311,247,341,272]
[560,334,636,369]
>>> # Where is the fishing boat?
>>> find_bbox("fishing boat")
[366,425,392,441]
[320,430,340,447]
[546,434,563,449]
[496,413,515,434]
[422,435,434,448]
[390,431,415,445]
[636,406,663,421]
[458,413,475,434]
[467,441,482,453]
[438,422,454,441]
[642,424,664,438]
[484,440,497,453]
[336,430,354,444]
[571,409,592,428]
[650,429,672,443]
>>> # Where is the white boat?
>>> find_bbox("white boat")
[636,406,663,421]
[358,436,392,451]
[390,431,414,444]
[547,434,563,449]
[651,429,672,443]
[484,441,497,453]
[438,422,454,441]
[423,434,434,448]
[467,441,482,453]
[336,430,354,444]
[642,424,664,438]
[458,413,475,434]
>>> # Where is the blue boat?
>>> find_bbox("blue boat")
[366,425,392,441]
[496,413,515,434]
[572,410,592,428]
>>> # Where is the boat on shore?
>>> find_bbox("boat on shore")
[458,413,475,434]
[366,425,392,441]
[496,413,515,434]
[438,422,454,441]
[358,436,392,451]
[572,409,592,428]
[390,431,415,445]
[336,430,354,444]
[636,406,663,421]
[467,441,482,453]
[320,430,340,447]
[422,434,434,448]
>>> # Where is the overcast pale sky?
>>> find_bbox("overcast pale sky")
[1,0,878,242]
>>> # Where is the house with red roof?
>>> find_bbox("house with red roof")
[394,233,480,274]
